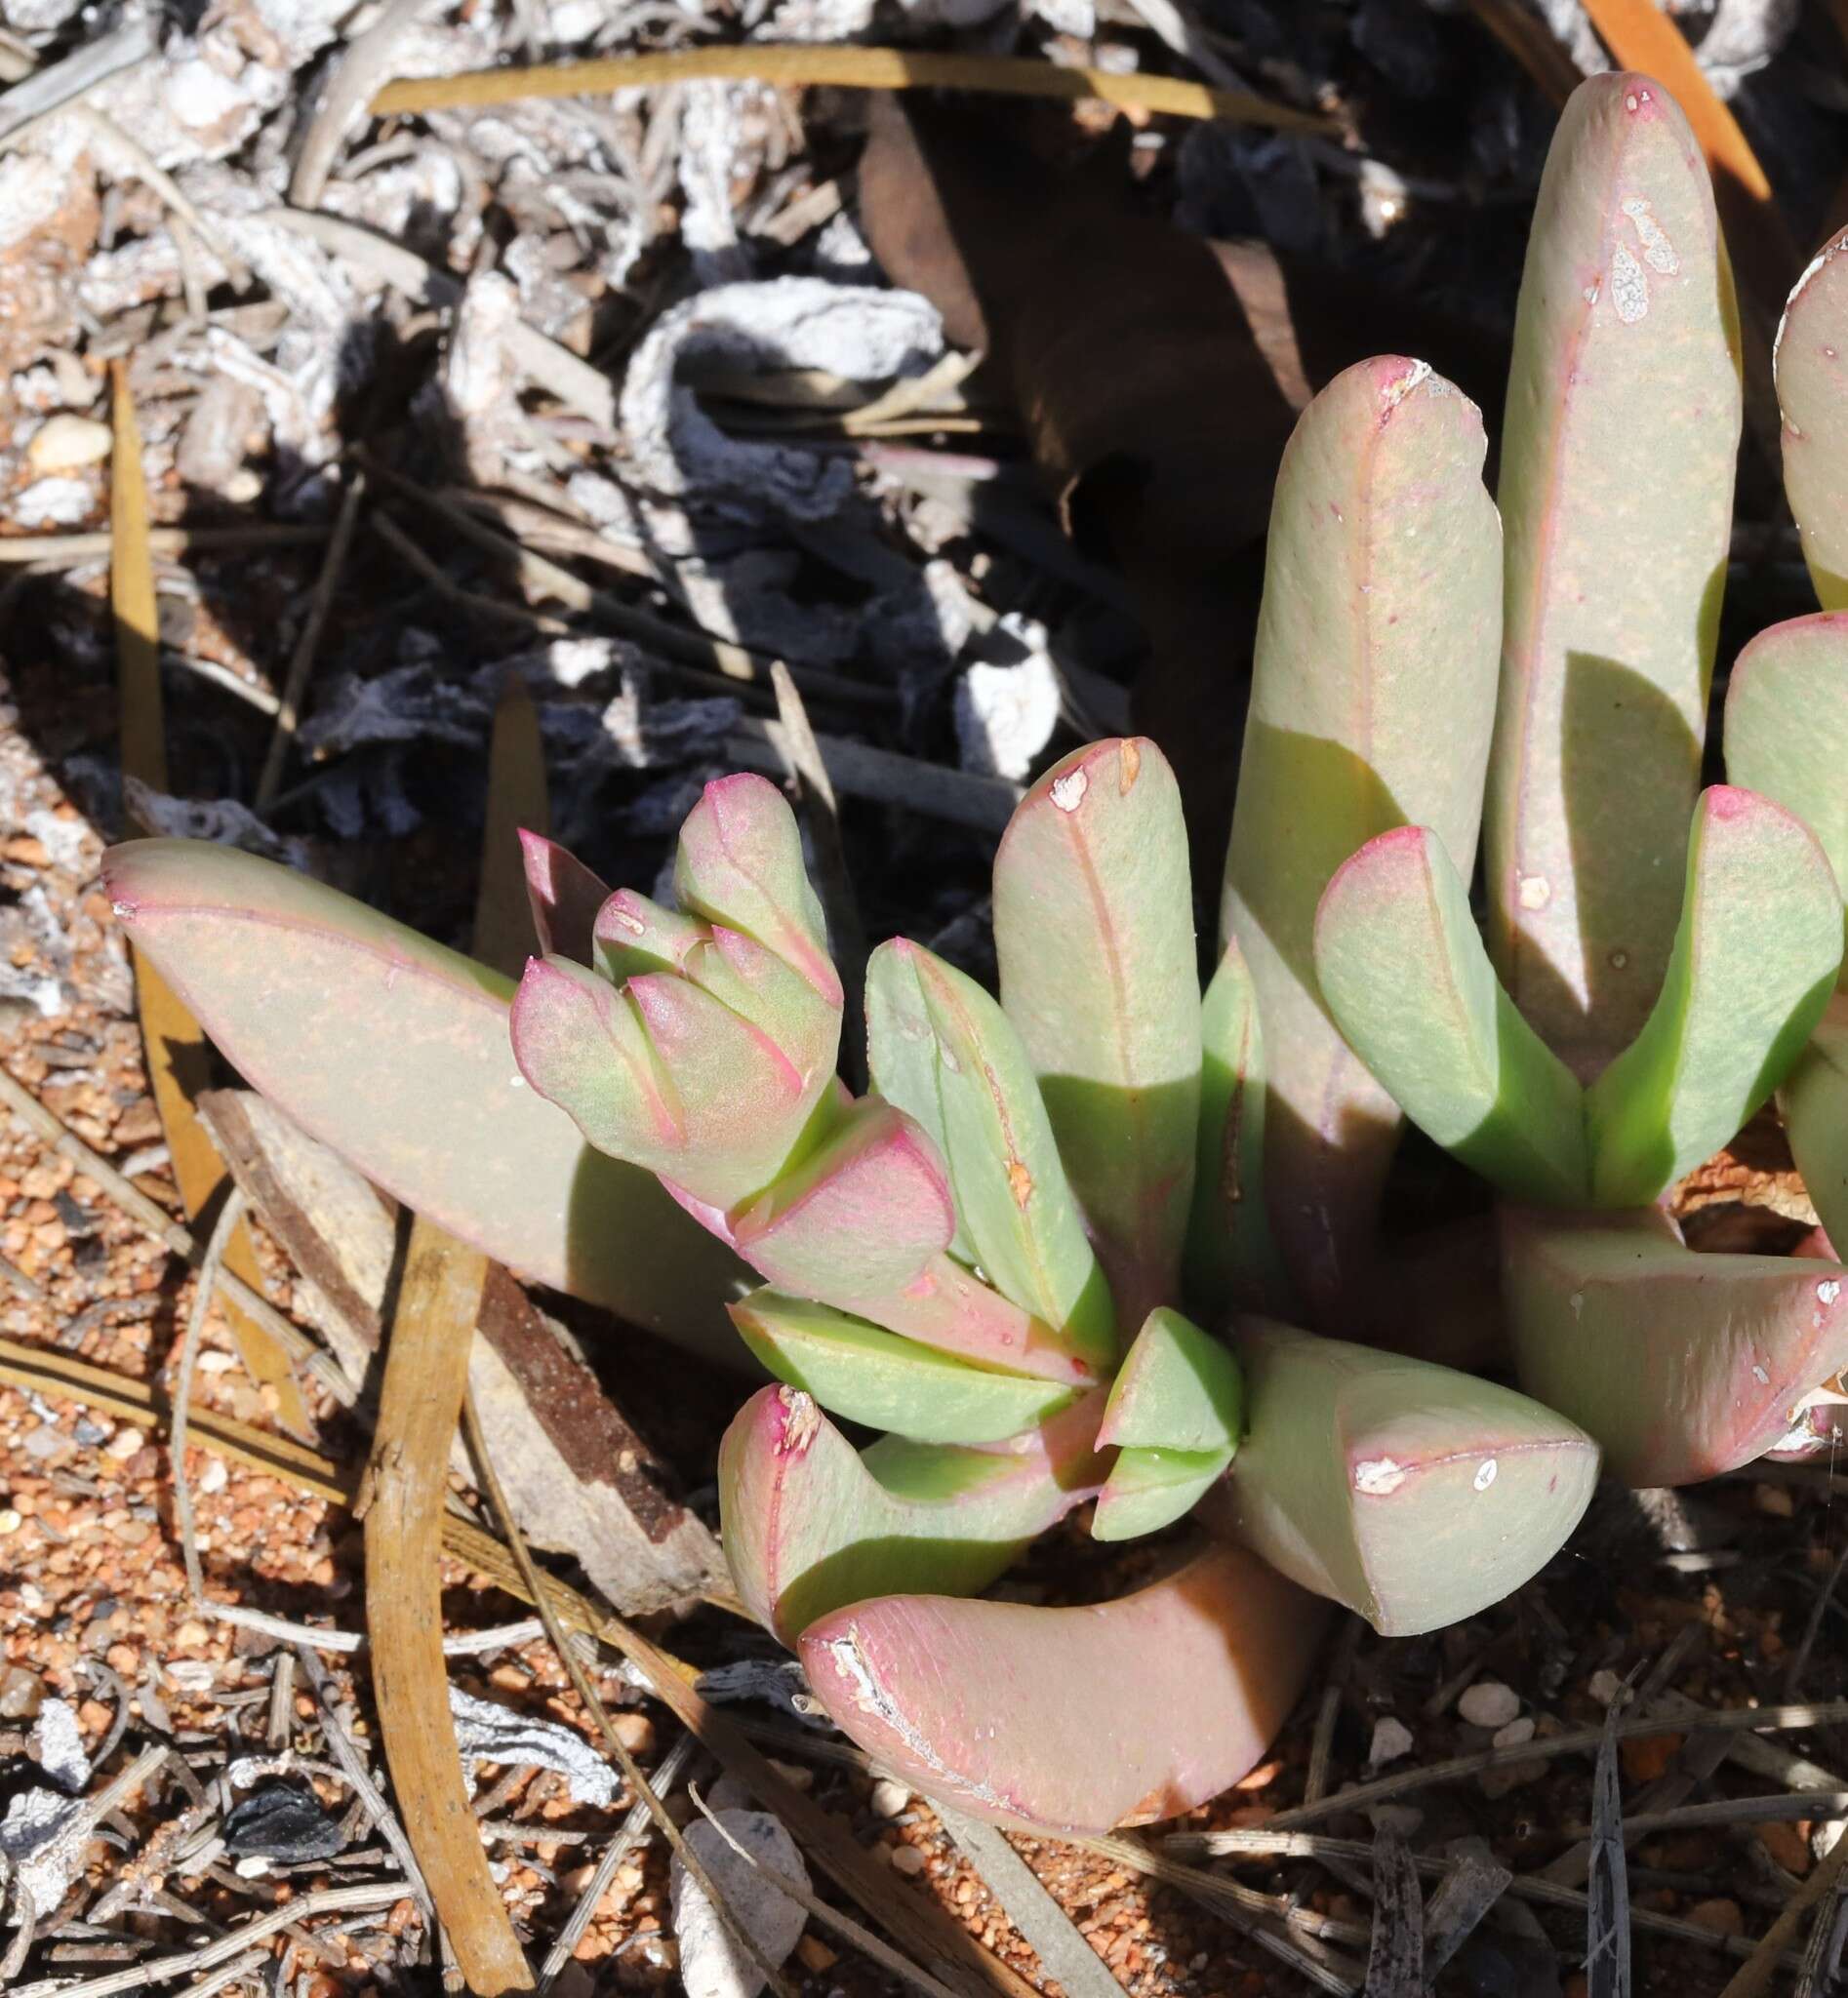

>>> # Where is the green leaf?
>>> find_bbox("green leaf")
[1222,354,1503,1319]
[1091,1446,1229,1541]
[865,934,974,1263]
[1781,994,1848,1256]
[1723,611,1848,911]
[730,1291,1078,1445]
[1185,939,1285,1313]
[1488,74,1742,1071]
[1775,228,1848,610]
[992,738,1201,1327]
[1097,1307,1243,1455]
[718,1384,1107,1643]
[1312,824,1588,1205]
[100,839,748,1366]
[1502,1206,1848,1487]
[1224,1318,1599,1635]
[1586,786,1842,1207]
[798,1545,1328,1834]
[864,939,1116,1369]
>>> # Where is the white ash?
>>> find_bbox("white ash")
[565,470,649,549]
[672,1811,809,1998]
[1687,0,1800,93]
[1031,0,1096,35]
[679,82,777,287]
[500,232,590,345]
[954,616,1061,781]
[622,277,943,526]
[28,1698,90,1794]
[12,477,97,530]
[10,362,99,416]
[593,672,743,772]
[0,1787,87,1929]
[442,269,525,427]
[0,157,70,257]
[448,1688,619,1808]
[511,636,647,692]
[124,778,309,869]
[319,146,475,261]
[810,210,875,277]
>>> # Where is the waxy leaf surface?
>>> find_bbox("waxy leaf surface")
[1185,939,1282,1313]
[1502,1207,1848,1486]
[1098,1307,1244,1455]
[101,840,747,1364]
[517,830,609,966]
[1222,354,1502,1322]
[717,1384,1107,1643]
[1487,74,1743,1071]
[730,1292,1078,1445]
[1776,227,1848,609]
[1224,1318,1599,1635]
[799,1545,1328,1835]
[993,737,1201,1327]
[1314,825,1588,1205]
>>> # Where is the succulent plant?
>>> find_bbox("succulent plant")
[102,63,1848,1840]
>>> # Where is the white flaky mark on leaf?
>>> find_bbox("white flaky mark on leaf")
[1516,873,1550,910]
[1610,243,1649,325]
[1752,1364,1772,1384]
[1050,768,1089,814]
[1584,281,1601,306]
[776,1385,821,1454]
[1570,1292,1584,1320]
[1621,197,1678,275]
[1353,1457,1408,1497]
[1378,358,1431,413]
[1472,1459,1498,1492]
[1819,1279,1841,1305]
[822,1625,1009,1812]
[1775,232,1847,374]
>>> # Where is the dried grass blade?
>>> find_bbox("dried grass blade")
[937,1809,1125,1998]
[1362,1822,1423,1997]
[1587,1686,1632,1998]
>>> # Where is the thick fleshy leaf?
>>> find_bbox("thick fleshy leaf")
[1314,825,1588,1205]
[511,953,820,1211]
[591,889,704,983]
[1097,1307,1243,1454]
[1222,355,1503,1323]
[1487,74,1743,1072]
[992,738,1201,1327]
[1223,1318,1599,1635]
[1775,227,1848,609]
[1502,1206,1848,1486]
[1585,787,1842,1207]
[798,1544,1329,1835]
[864,936,974,1265]
[1782,994,1848,1257]
[1185,939,1284,1313]
[518,830,610,965]
[1092,1448,1229,1541]
[100,840,748,1364]
[673,773,842,1008]
[729,1292,1078,1444]
[731,1097,954,1305]
[1724,612,1848,907]
[717,1384,1107,1643]
[864,939,1115,1368]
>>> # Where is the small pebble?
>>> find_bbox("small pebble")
[1367,1717,1414,1767]
[26,414,110,474]
[105,1426,145,1460]
[0,1665,43,1720]
[0,1510,20,1537]
[1587,1669,1625,1706]
[889,1844,926,1876]
[1684,1898,1744,1938]
[1458,1681,1521,1729]
[1754,1482,1796,1518]
[1492,1716,1536,1748]
[870,1778,911,1818]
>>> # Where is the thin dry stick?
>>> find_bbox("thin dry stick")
[461,1389,798,1998]
[938,1807,1125,1998]
[0,1063,356,1404]
[369,45,1333,134]
[0,525,329,565]
[539,1735,697,1991]
[168,1185,248,1606]
[257,472,366,808]
[8,1882,409,1998]
[292,0,441,206]
[1719,1827,1848,1998]
[690,1785,967,1998]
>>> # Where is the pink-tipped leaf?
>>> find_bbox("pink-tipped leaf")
[101,840,748,1364]
[1487,74,1743,1071]
[798,1545,1329,1834]
[1222,355,1503,1323]
[729,1292,1078,1445]
[518,830,610,965]
[1502,1205,1848,1487]
[718,1384,1107,1643]
[1584,786,1842,1207]
[864,939,1115,1368]
[1314,824,1588,1205]
[1223,1318,1599,1635]
[1724,612,1848,926]
[992,738,1201,1328]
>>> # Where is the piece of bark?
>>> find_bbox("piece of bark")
[199,1085,726,1617]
